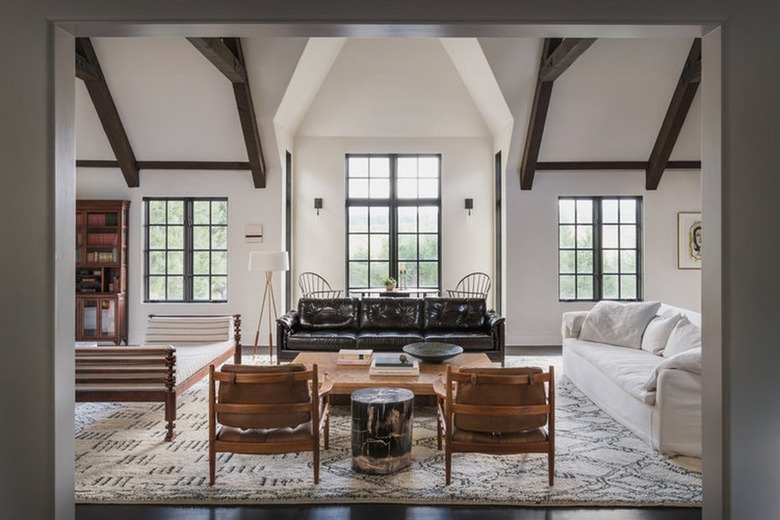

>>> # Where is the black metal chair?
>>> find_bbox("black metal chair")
[447,272,491,299]
[298,272,342,298]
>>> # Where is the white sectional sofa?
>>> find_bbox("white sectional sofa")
[562,302,702,457]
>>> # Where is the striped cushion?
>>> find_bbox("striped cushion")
[144,316,233,346]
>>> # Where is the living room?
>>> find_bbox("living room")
[69,33,706,516]
[21,1,780,517]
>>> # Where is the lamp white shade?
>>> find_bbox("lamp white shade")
[248,251,289,272]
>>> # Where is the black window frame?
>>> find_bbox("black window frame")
[143,197,228,303]
[345,153,442,293]
[558,195,643,302]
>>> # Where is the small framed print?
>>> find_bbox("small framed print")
[678,212,702,270]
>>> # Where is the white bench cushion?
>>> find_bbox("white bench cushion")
[144,316,233,345]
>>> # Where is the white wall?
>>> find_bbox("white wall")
[293,136,495,302]
[504,168,701,346]
[76,168,286,346]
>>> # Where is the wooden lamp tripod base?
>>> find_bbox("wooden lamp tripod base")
[253,270,279,362]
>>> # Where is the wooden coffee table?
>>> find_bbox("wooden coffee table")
[292,351,494,396]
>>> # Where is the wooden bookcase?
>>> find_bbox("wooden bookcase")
[75,200,129,344]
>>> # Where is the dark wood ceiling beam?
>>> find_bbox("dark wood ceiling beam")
[77,160,251,170]
[539,38,597,82]
[189,37,266,188]
[76,37,140,188]
[186,38,245,83]
[521,38,595,190]
[537,160,701,171]
[645,38,702,190]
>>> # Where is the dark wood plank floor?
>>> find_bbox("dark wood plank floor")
[77,346,702,519]
[76,504,701,519]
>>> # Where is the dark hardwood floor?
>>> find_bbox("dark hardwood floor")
[76,504,701,519]
[77,346,702,520]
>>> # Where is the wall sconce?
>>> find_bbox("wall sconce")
[464,198,474,216]
[314,198,323,216]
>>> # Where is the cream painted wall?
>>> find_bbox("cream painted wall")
[76,168,286,346]
[293,136,495,303]
[504,169,702,346]
[77,152,701,348]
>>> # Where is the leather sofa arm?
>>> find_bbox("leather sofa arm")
[277,310,299,331]
[486,310,506,329]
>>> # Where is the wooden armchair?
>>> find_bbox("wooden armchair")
[208,363,332,485]
[298,271,342,298]
[434,365,555,485]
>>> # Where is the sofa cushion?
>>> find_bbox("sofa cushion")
[360,298,422,331]
[423,298,486,331]
[298,298,359,331]
[641,314,682,355]
[644,347,702,392]
[174,343,235,386]
[356,331,424,351]
[579,300,661,349]
[565,339,662,404]
[663,317,701,357]
[287,331,357,351]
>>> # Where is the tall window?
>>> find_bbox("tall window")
[346,154,441,293]
[558,196,642,301]
[144,198,228,302]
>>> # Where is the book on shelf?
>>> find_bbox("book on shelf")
[369,354,419,376]
[337,349,373,365]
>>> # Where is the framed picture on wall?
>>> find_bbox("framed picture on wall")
[678,212,702,269]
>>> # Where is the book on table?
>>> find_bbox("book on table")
[337,349,373,365]
[369,353,420,376]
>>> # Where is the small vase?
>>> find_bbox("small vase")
[385,284,396,291]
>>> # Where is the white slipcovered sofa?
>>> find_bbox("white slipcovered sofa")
[562,301,702,457]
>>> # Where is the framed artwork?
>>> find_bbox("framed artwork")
[677,212,702,269]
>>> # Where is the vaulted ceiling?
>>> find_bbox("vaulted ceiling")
[75,36,701,189]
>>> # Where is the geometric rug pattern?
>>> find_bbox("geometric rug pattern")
[75,355,702,506]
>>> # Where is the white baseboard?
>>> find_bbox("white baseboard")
[505,333,562,346]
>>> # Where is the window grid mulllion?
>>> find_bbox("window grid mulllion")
[144,197,227,303]
[345,154,441,293]
[558,196,642,302]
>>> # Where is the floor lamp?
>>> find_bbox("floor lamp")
[248,251,289,362]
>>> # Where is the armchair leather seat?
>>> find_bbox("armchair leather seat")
[451,427,548,445]
[217,423,313,444]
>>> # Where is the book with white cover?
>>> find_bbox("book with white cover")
[337,349,373,365]
[369,354,420,376]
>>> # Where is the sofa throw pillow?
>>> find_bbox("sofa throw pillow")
[641,314,682,355]
[643,347,702,391]
[663,316,702,357]
[578,300,661,349]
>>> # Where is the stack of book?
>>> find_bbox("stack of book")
[369,354,420,376]
[337,349,373,365]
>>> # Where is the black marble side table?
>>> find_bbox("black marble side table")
[351,387,414,474]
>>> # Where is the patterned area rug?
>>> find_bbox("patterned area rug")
[74,355,702,506]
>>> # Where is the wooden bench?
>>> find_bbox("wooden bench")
[75,314,241,441]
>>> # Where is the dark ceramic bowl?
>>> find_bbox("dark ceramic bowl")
[402,342,463,363]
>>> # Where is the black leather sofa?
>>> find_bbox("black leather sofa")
[276,297,505,365]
